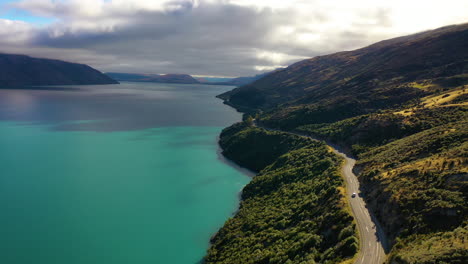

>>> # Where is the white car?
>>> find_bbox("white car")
[351,192,357,198]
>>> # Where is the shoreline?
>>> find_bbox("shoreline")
[206,100,389,263]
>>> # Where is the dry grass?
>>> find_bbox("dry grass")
[421,88,468,107]
[338,257,356,264]
[393,225,468,263]
[381,156,468,180]
[409,81,435,91]
[394,109,415,116]
[394,87,468,116]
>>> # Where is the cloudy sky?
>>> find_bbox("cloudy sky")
[0,0,467,77]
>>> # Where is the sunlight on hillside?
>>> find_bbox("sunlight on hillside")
[395,85,468,116]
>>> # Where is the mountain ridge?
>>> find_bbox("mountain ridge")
[0,53,118,86]
[107,71,281,86]
[220,23,468,122]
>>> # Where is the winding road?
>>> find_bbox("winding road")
[330,144,389,264]
[256,123,389,264]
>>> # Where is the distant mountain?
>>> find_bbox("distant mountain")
[103,72,147,82]
[106,72,200,84]
[106,71,283,86]
[224,72,272,86]
[0,53,118,86]
[195,75,263,86]
[195,77,233,83]
[213,70,284,87]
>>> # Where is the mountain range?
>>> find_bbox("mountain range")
[105,72,200,84]
[106,71,280,86]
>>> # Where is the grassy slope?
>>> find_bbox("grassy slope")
[205,123,357,264]
[390,224,467,263]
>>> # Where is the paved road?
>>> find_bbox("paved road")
[330,145,388,264]
[256,123,389,264]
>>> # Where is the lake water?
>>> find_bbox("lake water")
[0,82,251,264]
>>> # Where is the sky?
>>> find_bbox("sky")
[0,0,467,77]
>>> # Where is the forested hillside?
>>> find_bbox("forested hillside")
[215,23,468,263]
[206,123,357,263]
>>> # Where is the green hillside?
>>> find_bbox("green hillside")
[214,23,468,263]
[206,123,357,263]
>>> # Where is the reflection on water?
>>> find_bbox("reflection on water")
[0,82,250,264]
[0,82,240,131]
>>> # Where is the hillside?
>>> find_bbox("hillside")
[106,72,200,84]
[206,122,357,263]
[0,54,118,86]
[220,23,468,122]
[215,23,468,263]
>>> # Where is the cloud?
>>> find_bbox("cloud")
[1,0,467,76]
[0,19,34,44]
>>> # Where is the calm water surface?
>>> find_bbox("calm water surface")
[0,82,251,264]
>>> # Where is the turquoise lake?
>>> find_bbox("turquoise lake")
[0,82,251,264]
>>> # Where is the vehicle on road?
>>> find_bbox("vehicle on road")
[351,192,356,198]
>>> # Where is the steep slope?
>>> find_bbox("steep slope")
[106,72,200,84]
[206,123,357,264]
[214,23,468,263]
[0,54,118,86]
[220,23,468,123]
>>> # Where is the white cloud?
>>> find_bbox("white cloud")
[1,0,467,76]
[12,0,196,18]
[0,19,34,44]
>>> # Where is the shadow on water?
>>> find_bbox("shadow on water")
[216,139,256,178]
[0,83,242,132]
[0,82,251,264]
[0,86,83,91]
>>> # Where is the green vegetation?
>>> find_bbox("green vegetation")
[213,24,468,263]
[256,103,468,263]
[262,105,468,262]
[206,125,357,263]
[358,122,467,233]
[294,106,467,155]
[390,224,468,264]
[219,122,312,171]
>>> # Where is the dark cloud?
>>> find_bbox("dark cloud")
[27,3,298,76]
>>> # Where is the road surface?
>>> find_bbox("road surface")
[256,123,389,264]
[330,144,388,264]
